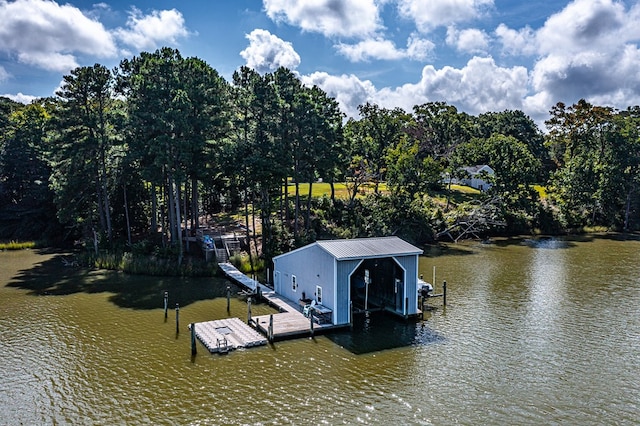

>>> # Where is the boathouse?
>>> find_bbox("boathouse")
[272,236,423,326]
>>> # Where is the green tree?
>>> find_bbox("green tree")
[545,100,617,228]
[349,103,407,193]
[51,64,119,247]
[411,102,473,207]
[475,110,550,180]
[0,101,60,239]
[295,84,344,235]
[386,134,442,199]
[117,48,229,263]
[617,107,640,230]
[454,134,540,231]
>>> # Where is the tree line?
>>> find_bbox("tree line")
[1,47,639,267]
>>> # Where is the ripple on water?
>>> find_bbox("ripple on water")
[3,242,640,425]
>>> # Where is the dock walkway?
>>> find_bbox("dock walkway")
[218,262,271,293]
[218,262,344,341]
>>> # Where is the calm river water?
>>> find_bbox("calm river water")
[1,236,639,425]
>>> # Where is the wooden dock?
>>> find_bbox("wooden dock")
[218,262,271,293]
[218,262,345,341]
[252,292,343,340]
[191,318,267,354]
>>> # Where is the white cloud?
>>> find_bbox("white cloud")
[398,0,494,32]
[0,0,117,72]
[114,8,190,51]
[446,27,490,54]
[263,0,381,38]
[406,34,435,61]
[495,24,537,56]
[301,72,377,118]
[18,52,79,73]
[0,66,8,83]
[336,35,434,62]
[537,0,626,56]
[303,57,528,120]
[377,56,529,115]
[335,39,405,62]
[1,92,37,104]
[240,29,301,74]
[528,0,640,111]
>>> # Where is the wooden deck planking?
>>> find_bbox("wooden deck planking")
[219,262,345,341]
[253,292,341,339]
[218,262,271,293]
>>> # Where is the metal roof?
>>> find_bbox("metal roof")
[315,236,422,261]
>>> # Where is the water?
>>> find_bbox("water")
[1,236,639,425]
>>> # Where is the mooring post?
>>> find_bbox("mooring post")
[309,308,314,337]
[247,297,252,325]
[226,285,231,312]
[164,291,168,319]
[443,280,447,306]
[268,314,274,342]
[175,303,180,334]
[190,323,197,355]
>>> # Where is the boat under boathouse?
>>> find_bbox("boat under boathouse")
[272,236,423,326]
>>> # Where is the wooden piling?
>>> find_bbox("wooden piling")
[268,314,274,342]
[247,297,252,325]
[190,322,197,355]
[164,291,168,319]
[443,280,447,306]
[175,303,180,334]
[226,285,231,312]
[309,307,314,337]
[349,301,353,330]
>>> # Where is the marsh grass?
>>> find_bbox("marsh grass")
[229,252,264,274]
[0,240,37,250]
[81,250,218,277]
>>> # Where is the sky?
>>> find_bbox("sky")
[1,0,640,128]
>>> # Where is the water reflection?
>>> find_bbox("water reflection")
[327,311,445,354]
[6,250,238,309]
[522,237,570,249]
[3,239,640,425]
[526,238,568,331]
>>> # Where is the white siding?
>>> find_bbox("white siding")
[393,255,419,316]
[336,259,363,325]
[273,244,336,311]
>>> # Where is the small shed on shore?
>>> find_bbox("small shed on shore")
[272,236,423,325]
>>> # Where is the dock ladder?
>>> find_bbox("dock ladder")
[217,337,230,354]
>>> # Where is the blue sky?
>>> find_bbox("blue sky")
[1,0,640,127]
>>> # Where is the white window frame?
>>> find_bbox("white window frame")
[316,285,323,304]
[292,274,297,291]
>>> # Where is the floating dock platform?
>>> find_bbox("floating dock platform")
[191,318,267,354]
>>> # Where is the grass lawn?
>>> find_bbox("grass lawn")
[285,182,389,198]
[285,181,485,206]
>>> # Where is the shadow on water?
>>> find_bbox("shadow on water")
[6,250,239,310]
[326,311,445,355]
[421,243,476,258]
[424,236,581,255]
